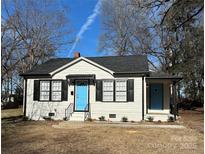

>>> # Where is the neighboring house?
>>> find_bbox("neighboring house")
[20,52,181,121]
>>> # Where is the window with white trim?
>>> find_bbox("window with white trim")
[103,80,114,101]
[115,80,127,101]
[51,81,62,101]
[40,81,50,101]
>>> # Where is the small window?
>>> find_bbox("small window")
[115,80,127,101]
[103,80,114,101]
[52,81,62,101]
[40,81,50,101]
[109,114,116,118]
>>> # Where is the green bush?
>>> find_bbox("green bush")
[63,117,68,121]
[121,117,128,122]
[99,116,105,121]
[147,116,154,122]
[168,116,174,122]
[43,116,53,121]
[23,116,29,121]
[157,120,162,123]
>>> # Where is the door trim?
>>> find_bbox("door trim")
[74,79,89,112]
[149,83,164,110]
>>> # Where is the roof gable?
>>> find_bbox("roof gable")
[50,57,114,76]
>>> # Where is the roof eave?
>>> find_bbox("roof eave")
[146,77,183,81]
[113,71,150,77]
[19,73,51,78]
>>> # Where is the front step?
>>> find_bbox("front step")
[69,112,85,121]
[145,114,174,122]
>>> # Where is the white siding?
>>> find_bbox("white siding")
[52,60,113,79]
[91,78,143,121]
[25,59,144,121]
[26,79,69,120]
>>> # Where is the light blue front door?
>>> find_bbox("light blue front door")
[75,80,88,111]
[150,84,163,109]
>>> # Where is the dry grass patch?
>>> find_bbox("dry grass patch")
[2,120,203,154]
[1,108,204,154]
[179,108,204,133]
[1,108,23,119]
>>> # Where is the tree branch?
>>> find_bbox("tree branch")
[175,5,204,30]
[160,0,182,25]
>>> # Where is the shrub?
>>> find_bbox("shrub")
[99,116,105,121]
[86,118,93,122]
[147,116,154,122]
[63,117,68,121]
[121,117,128,122]
[168,116,175,122]
[43,116,53,121]
[157,120,162,123]
[131,120,135,123]
[23,116,29,121]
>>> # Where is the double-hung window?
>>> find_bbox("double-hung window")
[51,81,62,101]
[97,79,132,102]
[102,80,114,101]
[39,80,62,101]
[115,80,127,101]
[40,81,50,101]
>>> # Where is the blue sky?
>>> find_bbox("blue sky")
[57,0,105,58]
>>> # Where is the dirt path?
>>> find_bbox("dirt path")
[53,121,186,129]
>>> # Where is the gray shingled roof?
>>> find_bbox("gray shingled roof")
[88,55,148,73]
[21,55,149,76]
[22,58,74,75]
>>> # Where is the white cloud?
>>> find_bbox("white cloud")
[68,0,103,57]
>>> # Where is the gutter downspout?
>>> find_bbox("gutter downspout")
[142,76,144,120]
[23,78,27,117]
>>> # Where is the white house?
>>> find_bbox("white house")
[20,52,181,121]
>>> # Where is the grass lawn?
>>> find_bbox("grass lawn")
[179,108,204,134]
[1,108,23,119]
[1,108,204,154]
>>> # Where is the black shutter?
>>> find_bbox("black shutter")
[33,80,40,101]
[62,80,68,101]
[127,79,134,102]
[96,80,102,101]
[113,80,115,102]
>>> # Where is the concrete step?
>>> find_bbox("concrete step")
[69,112,85,121]
[145,114,173,122]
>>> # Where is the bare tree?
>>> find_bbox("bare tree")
[99,0,168,71]
[1,0,72,98]
[99,0,204,102]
